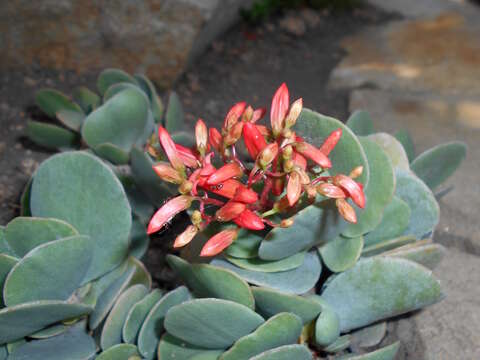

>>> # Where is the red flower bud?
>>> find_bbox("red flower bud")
[233,186,259,204]
[251,107,266,123]
[272,178,284,196]
[317,183,347,199]
[195,118,208,155]
[243,122,267,160]
[320,128,342,156]
[173,225,198,248]
[224,121,244,146]
[200,228,239,257]
[148,195,192,234]
[271,83,289,136]
[206,163,243,185]
[294,142,332,169]
[224,102,246,130]
[204,179,242,199]
[152,162,184,184]
[333,174,365,209]
[233,209,265,230]
[209,127,223,153]
[292,152,307,170]
[175,144,199,168]
[336,198,357,223]
[285,98,303,129]
[216,201,247,221]
[287,171,302,206]
[158,126,185,172]
[258,143,279,169]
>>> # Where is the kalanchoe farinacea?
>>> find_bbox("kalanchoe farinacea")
[147,83,366,257]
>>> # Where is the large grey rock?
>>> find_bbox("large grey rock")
[0,0,253,88]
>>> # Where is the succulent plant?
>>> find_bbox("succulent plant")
[0,83,465,359]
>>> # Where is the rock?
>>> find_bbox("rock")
[1,0,255,88]
[300,8,322,28]
[386,249,480,359]
[279,13,307,36]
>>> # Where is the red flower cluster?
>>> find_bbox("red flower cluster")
[147,84,365,257]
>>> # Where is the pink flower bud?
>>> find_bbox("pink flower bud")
[336,198,357,223]
[152,162,184,184]
[209,127,223,153]
[216,201,247,221]
[224,102,246,130]
[243,122,267,160]
[333,174,365,209]
[200,228,239,257]
[173,225,198,248]
[206,163,243,185]
[158,126,185,172]
[294,142,332,169]
[320,128,342,156]
[195,119,208,155]
[285,98,303,128]
[233,209,265,230]
[233,186,259,204]
[287,171,302,206]
[270,83,289,136]
[148,195,192,234]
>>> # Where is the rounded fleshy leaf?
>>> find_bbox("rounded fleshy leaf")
[220,313,303,360]
[346,342,400,360]
[72,86,101,113]
[5,217,78,258]
[123,289,163,344]
[225,252,305,273]
[19,179,32,217]
[212,251,321,294]
[30,151,132,281]
[351,322,387,349]
[252,287,321,324]
[259,200,346,261]
[128,256,152,290]
[250,345,312,360]
[129,218,150,259]
[29,324,69,340]
[27,121,78,150]
[363,196,411,247]
[367,133,409,170]
[395,168,439,238]
[319,235,363,273]
[323,335,351,353]
[138,287,191,360]
[103,82,141,102]
[35,88,83,118]
[7,323,96,360]
[134,74,164,123]
[4,235,93,306]
[394,129,415,163]
[321,257,443,332]
[167,255,254,309]
[56,109,85,132]
[0,255,18,305]
[295,109,369,185]
[410,141,466,190]
[346,110,374,136]
[100,284,148,350]
[0,227,15,257]
[97,344,141,360]
[82,87,149,152]
[94,143,130,165]
[0,301,92,344]
[0,346,5,359]
[164,298,264,349]
[343,138,395,237]
[225,229,263,259]
[382,240,446,270]
[310,296,340,347]
[362,235,416,257]
[97,69,138,95]
[165,91,185,133]
[157,334,221,360]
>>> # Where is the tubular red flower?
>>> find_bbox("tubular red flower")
[285,98,303,129]
[271,83,289,136]
[243,122,267,159]
[195,119,208,155]
[294,142,332,169]
[233,209,265,230]
[333,174,366,209]
[173,225,198,248]
[215,201,247,221]
[152,162,184,184]
[206,163,243,185]
[233,186,259,204]
[320,128,342,156]
[317,183,347,199]
[158,126,185,172]
[224,102,246,130]
[209,127,223,153]
[336,198,357,223]
[175,144,199,168]
[200,228,239,257]
[147,195,192,234]
[204,179,242,199]
[287,171,302,206]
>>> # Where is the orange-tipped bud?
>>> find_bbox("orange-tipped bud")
[152,162,184,184]
[251,108,266,123]
[243,122,267,160]
[349,166,364,179]
[148,195,192,234]
[336,198,357,223]
[271,83,289,137]
[285,98,303,129]
[233,186,259,204]
[233,209,265,230]
[173,225,198,248]
[294,142,332,169]
[175,144,199,168]
[258,143,279,169]
[158,126,185,172]
[333,174,366,209]
[320,128,342,156]
[207,163,243,185]
[280,218,294,228]
[224,102,246,130]
[224,121,244,146]
[209,127,223,153]
[215,201,247,221]
[195,119,208,156]
[287,171,302,206]
[200,228,239,257]
[317,183,347,199]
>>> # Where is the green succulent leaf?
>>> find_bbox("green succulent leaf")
[127,256,152,290]
[212,251,321,294]
[138,286,191,360]
[129,218,150,260]
[225,252,305,273]
[367,133,409,170]
[30,151,132,281]
[27,120,78,150]
[350,322,386,349]
[310,296,340,347]
[250,344,312,360]
[100,284,148,350]
[29,324,69,340]
[164,298,265,349]
[94,143,130,165]
[346,110,374,136]
[323,335,351,353]
[321,257,443,332]
[395,168,439,238]
[295,108,369,185]
[0,254,18,306]
[97,69,138,95]
[165,91,185,133]
[362,235,416,257]
[72,86,101,113]
[157,334,218,360]
[343,341,400,360]
[19,179,32,217]
[55,109,85,132]
[259,200,346,261]
[252,287,321,324]
[0,301,92,344]
[7,323,96,360]
[82,87,149,152]
[167,255,255,309]
[97,344,141,360]
[220,312,303,360]
[4,217,78,258]
[319,235,363,273]
[103,82,142,102]
[0,227,15,257]
[171,131,196,148]
[134,74,164,123]
[3,235,93,306]
[363,196,411,247]
[381,239,446,270]
[123,289,163,344]
[394,129,415,163]
[225,229,263,259]
[35,89,83,118]
[0,346,6,360]
[410,141,466,190]
[343,138,395,237]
